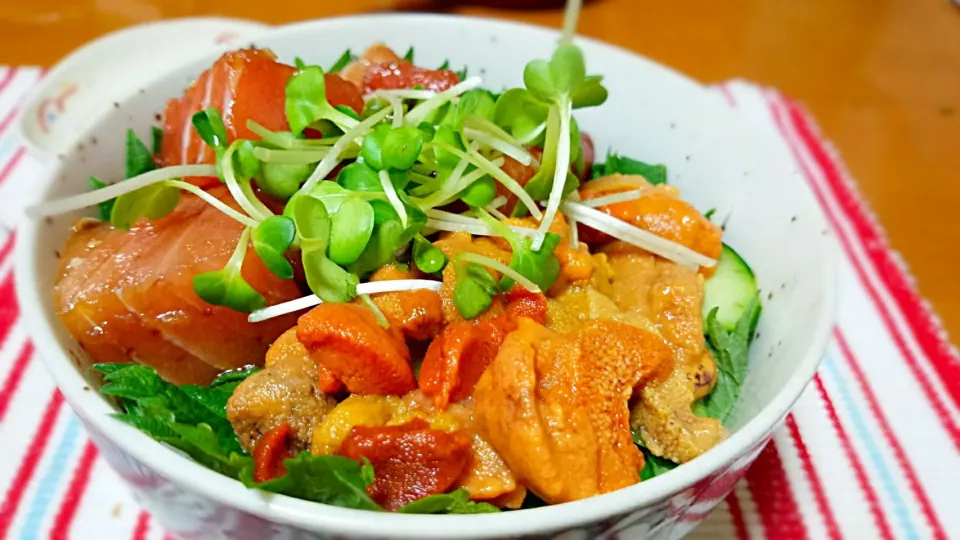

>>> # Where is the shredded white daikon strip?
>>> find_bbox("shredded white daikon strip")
[425,218,538,239]
[517,122,547,146]
[379,170,408,227]
[366,89,437,102]
[488,195,508,209]
[299,106,393,194]
[440,142,541,219]
[425,209,479,225]
[464,115,525,148]
[457,252,540,293]
[248,280,443,323]
[405,76,483,126]
[421,156,471,208]
[485,204,508,221]
[27,164,218,218]
[561,201,716,270]
[533,101,573,250]
[252,147,330,165]
[566,190,581,249]
[463,128,534,166]
[580,189,646,208]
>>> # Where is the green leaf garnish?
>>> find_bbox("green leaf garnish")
[151,126,164,155]
[126,129,157,179]
[286,66,360,135]
[328,197,375,265]
[452,90,496,129]
[437,59,450,70]
[88,177,114,221]
[631,429,679,480]
[241,452,381,511]
[93,363,249,467]
[453,260,499,319]
[595,152,668,185]
[492,88,549,146]
[412,234,446,274]
[294,57,307,70]
[402,46,415,63]
[328,49,354,73]
[232,140,261,181]
[359,123,392,171]
[192,228,266,312]
[252,216,296,280]
[110,181,180,230]
[692,295,761,422]
[397,489,498,514]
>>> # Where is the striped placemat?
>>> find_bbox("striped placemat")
[0,66,956,539]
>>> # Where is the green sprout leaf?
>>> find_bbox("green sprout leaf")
[412,234,446,274]
[547,44,586,97]
[328,49,354,73]
[294,57,307,70]
[397,489,498,514]
[329,197,375,265]
[293,194,359,302]
[110,181,181,230]
[88,177,114,221]
[350,220,403,278]
[126,129,157,179]
[193,228,266,313]
[458,176,497,207]
[431,124,465,168]
[232,140,261,181]
[571,75,608,109]
[402,46,415,63]
[359,123,392,171]
[452,90,496,129]
[492,88,549,145]
[286,66,359,135]
[453,260,499,319]
[382,126,424,171]
[437,59,450,70]
[337,161,383,192]
[477,210,561,292]
[191,108,229,151]
[693,295,761,422]
[252,216,296,280]
[261,162,310,199]
[513,106,578,217]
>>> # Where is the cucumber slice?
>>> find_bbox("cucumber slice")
[703,244,759,331]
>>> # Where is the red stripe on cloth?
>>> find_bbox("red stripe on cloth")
[0,68,18,97]
[724,491,750,540]
[786,101,960,407]
[0,106,21,138]
[0,391,65,539]
[762,92,960,451]
[0,147,26,188]
[744,441,807,539]
[0,272,20,348]
[0,231,16,266]
[835,329,948,540]
[812,375,894,540]
[49,441,99,540]
[784,414,843,540]
[132,511,150,540]
[0,341,33,422]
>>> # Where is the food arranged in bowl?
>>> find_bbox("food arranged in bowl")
[32,31,762,513]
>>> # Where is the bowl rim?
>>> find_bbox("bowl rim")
[15,12,837,538]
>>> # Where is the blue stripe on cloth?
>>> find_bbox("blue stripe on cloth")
[822,354,919,540]
[17,414,82,540]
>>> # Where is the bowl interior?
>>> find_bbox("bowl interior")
[18,14,835,537]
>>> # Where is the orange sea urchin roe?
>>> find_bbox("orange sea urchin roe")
[338,418,472,510]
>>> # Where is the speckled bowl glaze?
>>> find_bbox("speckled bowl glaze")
[16,14,836,540]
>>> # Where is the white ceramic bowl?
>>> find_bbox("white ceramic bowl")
[16,14,836,540]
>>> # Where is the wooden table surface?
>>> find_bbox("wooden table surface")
[2,0,959,340]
